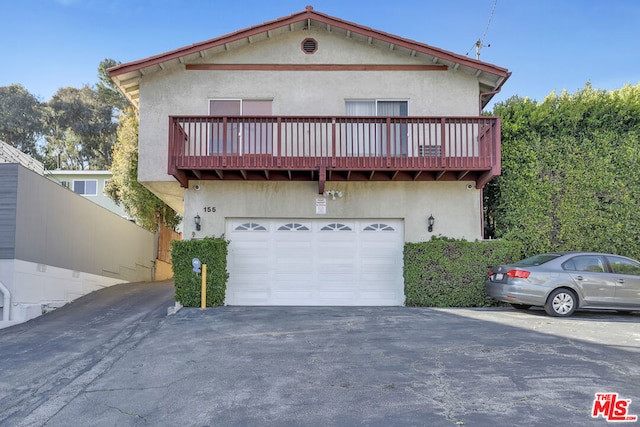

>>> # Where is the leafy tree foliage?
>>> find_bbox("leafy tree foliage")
[43,85,117,169]
[106,107,181,232]
[0,84,45,158]
[487,83,640,259]
[97,58,129,113]
[101,58,181,231]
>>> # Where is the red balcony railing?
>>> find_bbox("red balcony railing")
[168,115,501,189]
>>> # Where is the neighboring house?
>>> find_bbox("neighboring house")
[46,170,129,218]
[108,7,510,306]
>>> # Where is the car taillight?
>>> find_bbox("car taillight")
[488,268,494,277]
[506,269,530,279]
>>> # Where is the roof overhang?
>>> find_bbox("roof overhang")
[109,6,510,110]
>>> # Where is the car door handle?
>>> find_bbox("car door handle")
[575,276,583,281]
[617,279,625,284]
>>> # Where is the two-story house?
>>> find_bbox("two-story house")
[108,6,510,306]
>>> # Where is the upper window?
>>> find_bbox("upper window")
[73,180,97,196]
[209,99,273,116]
[345,100,408,117]
[208,99,274,156]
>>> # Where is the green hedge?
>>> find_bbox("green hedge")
[404,238,522,307]
[171,237,229,307]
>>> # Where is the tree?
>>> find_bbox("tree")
[106,107,181,232]
[486,84,640,258]
[97,58,129,113]
[43,85,117,169]
[0,84,45,158]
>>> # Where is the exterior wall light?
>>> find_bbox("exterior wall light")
[194,214,201,231]
[323,190,344,200]
[428,214,435,232]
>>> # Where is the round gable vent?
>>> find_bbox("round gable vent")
[301,38,318,54]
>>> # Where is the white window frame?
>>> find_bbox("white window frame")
[344,99,409,156]
[345,99,409,116]
[72,179,98,196]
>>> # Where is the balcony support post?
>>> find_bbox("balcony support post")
[386,117,391,167]
[440,118,447,167]
[318,167,326,194]
[222,117,228,166]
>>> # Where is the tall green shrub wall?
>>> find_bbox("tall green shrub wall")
[404,238,522,307]
[486,84,640,258]
[171,237,229,307]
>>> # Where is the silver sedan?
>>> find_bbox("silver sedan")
[485,252,640,316]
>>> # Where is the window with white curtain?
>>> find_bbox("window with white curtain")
[345,100,408,156]
[208,99,273,155]
[345,100,407,116]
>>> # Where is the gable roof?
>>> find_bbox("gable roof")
[109,6,510,109]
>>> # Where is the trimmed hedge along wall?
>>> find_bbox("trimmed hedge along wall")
[172,236,521,308]
[172,237,229,307]
[404,238,522,307]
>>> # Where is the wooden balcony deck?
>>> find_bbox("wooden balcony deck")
[168,115,501,193]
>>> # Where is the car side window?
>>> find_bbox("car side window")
[563,256,605,273]
[607,256,640,276]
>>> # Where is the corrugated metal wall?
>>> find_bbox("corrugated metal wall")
[0,164,18,260]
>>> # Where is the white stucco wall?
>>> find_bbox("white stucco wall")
[138,28,481,184]
[0,259,125,327]
[184,180,481,242]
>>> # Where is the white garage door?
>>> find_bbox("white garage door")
[226,219,404,306]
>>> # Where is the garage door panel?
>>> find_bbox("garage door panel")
[317,275,356,285]
[276,241,313,250]
[229,257,268,268]
[227,292,271,305]
[362,260,398,270]
[317,284,357,294]
[227,218,404,306]
[317,236,356,244]
[360,277,399,287]
[316,262,354,273]
[272,258,313,273]
[276,276,313,285]
[272,281,313,295]
[316,293,358,304]
[235,271,269,289]
[364,279,400,287]
[272,292,314,305]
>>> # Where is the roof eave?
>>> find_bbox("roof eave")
[108,7,510,109]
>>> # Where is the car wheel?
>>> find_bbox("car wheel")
[544,288,577,317]
[510,304,532,311]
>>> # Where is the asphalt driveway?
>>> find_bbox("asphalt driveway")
[33,305,640,426]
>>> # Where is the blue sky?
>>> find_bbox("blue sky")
[1,0,639,110]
